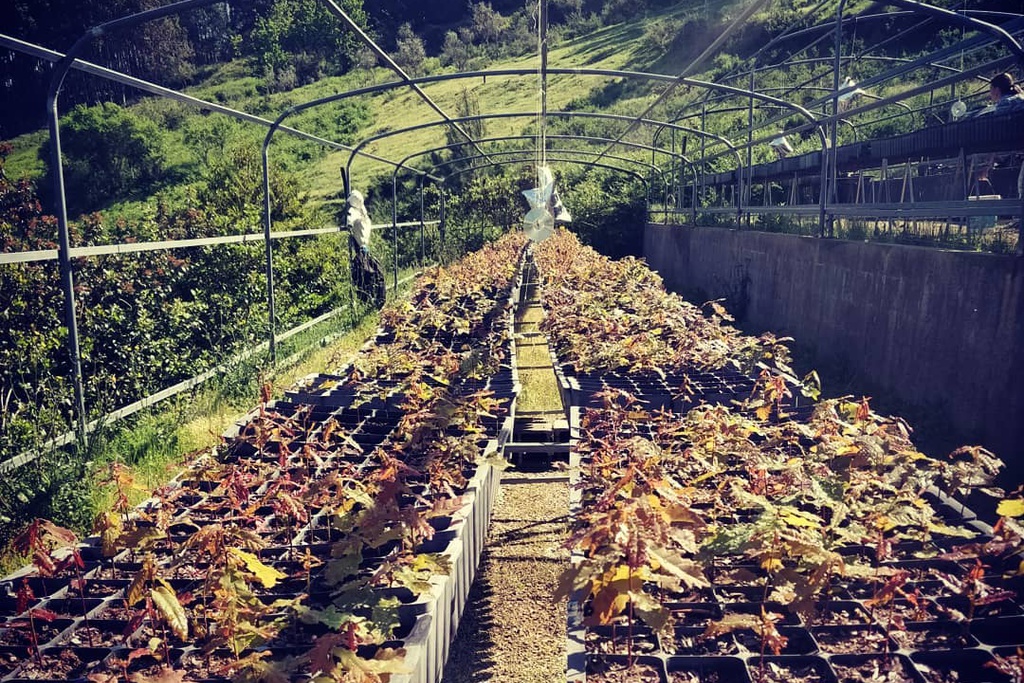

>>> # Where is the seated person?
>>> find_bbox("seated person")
[987,72,1024,113]
[976,73,1024,193]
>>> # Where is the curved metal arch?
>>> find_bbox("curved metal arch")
[260,68,826,241]
[440,158,650,194]
[388,150,671,269]
[42,0,451,433]
[424,148,669,180]
[688,12,1023,156]
[260,67,823,167]
[403,146,679,219]
[743,9,1021,53]
[343,110,741,182]
[721,55,974,85]
[385,136,687,266]
[281,68,821,229]
[391,133,688,210]
[392,134,688,177]
[886,0,1023,62]
[718,30,1024,158]
[46,0,220,442]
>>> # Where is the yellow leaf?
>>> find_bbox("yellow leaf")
[997,499,1024,518]
[755,404,772,422]
[927,522,975,538]
[126,571,147,607]
[761,556,783,572]
[150,585,188,640]
[227,547,287,589]
[872,515,897,532]
[94,512,123,558]
[779,506,823,529]
[690,471,717,486]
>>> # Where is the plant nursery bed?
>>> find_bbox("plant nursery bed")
[0,235,528,683]
[536,233,1024,683]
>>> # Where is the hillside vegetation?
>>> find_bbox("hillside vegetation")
[2,0,1021,548]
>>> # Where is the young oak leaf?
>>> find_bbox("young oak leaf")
[93,511,123,558]
[150,585,188,640]
[997,499,1024,518]
[227,547,286,589]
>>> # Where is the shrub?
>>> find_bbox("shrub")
[39,103,166,217]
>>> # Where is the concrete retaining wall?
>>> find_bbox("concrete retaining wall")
[643,224,1024,467]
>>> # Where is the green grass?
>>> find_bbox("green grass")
[516,343,553,367]
[4,130,47,180]
[514,299,563,413]
[1,8,692,217]
[83,306,382,524]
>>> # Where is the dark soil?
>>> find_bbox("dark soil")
[891,627,972,650]
[832,657,917,683]
[667,631,737,656]
[670,606,721,628]
[749,660,831,683]
[878,599,945,622]
[0,649,26,677]
[586,631,658,655]
[10,648,94,680]
[814,628,891,654]
[669,671,730,683]
[0,619,70,646]
[812,604,871,626]
[64,623,131,648]
[588,659,663,683]
[92,603,135,621]
[179,648,241,681]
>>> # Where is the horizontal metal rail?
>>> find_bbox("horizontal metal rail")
[674,200,1023,218]
[0,270,422,475]
[0,35,410,170]
[0,222,438,265]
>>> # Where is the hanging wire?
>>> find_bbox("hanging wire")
[536,0,549,182]
[957,0,966,101]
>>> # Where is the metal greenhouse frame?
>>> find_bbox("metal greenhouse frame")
[0,0,1022,472]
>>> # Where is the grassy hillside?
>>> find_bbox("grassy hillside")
[2,3,700,219]
[6,0,1011,222]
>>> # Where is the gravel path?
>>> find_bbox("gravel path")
[442,478,569,682]
[442,263,569,682]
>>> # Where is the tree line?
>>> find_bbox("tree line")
[1,0,683,138]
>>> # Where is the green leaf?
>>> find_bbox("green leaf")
[325,551,362,586]
[370,597,402,639]
[299,605,361,631]
[150,585,188,640]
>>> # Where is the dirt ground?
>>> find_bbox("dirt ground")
[442,475,569,683]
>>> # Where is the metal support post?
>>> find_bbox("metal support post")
[440,184,447,261]
[418,181,425,266]
[261,145,278,363]
[700,102,707,214]
[827,0,850,238]
[47,94,88,446]
[392,173,399,291]
[746,60,755,229]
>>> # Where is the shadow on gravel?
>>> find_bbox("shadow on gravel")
[442,561,499,683]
